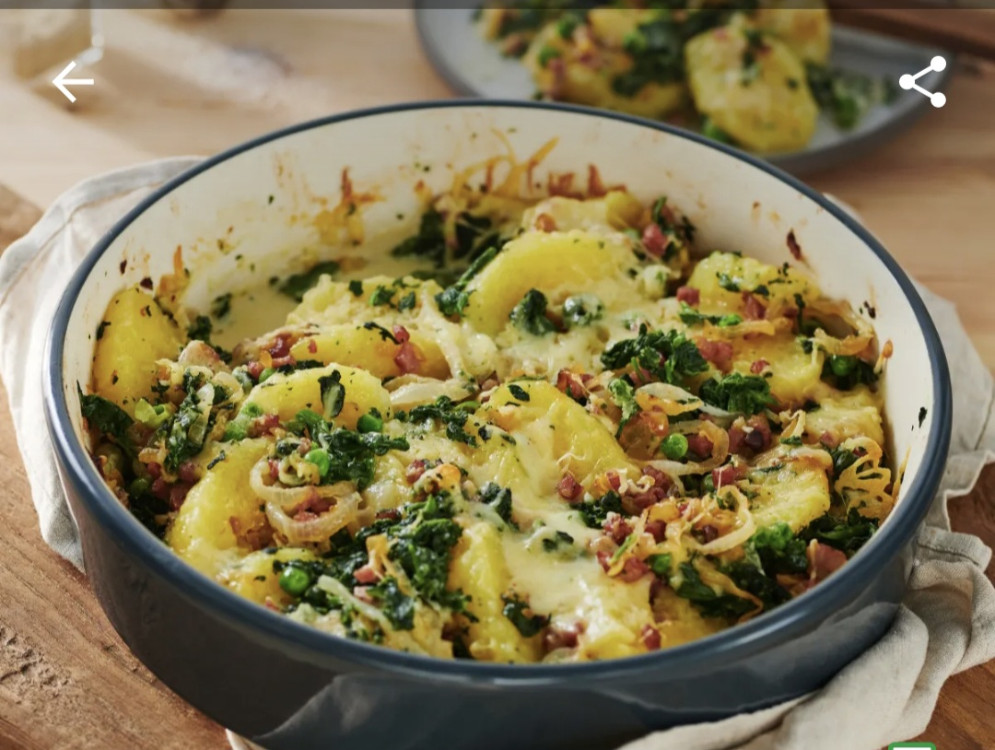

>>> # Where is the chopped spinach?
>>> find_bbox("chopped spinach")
[673,561,758,619]
[678,302,741,328]
[801,509,878,555]
[477,482,516,527]
[368,577,416,630]
[435,246,498,318]
[501,593,548,637]
[576,490,623,529]
[699,373,775,415]
[510,289,555,336]
[409,396,479,447]
[79,388,136,459]
[278,260,340,302]
[319,371,345,420]
[600,325,708,385]
[391,209,446,267]
[608,377,640,435]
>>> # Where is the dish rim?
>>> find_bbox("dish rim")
[411,6,955,174]
[44,98,952,686]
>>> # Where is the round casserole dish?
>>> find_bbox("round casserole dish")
[44,101,951,750]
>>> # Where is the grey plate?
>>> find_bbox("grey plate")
[415,7,952,175]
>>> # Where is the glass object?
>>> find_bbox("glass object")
[0,4,103,83]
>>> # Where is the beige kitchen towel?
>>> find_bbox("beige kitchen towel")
[0,160,992,750]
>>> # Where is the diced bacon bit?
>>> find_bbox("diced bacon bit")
[151,477,170,500]
[809,541,847,582]
[406,460,428,484]
[268,334,292,359]
[623,467,673,513]
[146,462,163,479]
[699,524,719,543]
[247,361,266,380]
[555,369,589,402]
[818,431,839,449]
[712,463,745,489]
[534,213,557,232]
[728,426,746,455]
[353,565,379,585]
[169,483,191,511]
[544,622,583,652]
[617,557,651,583]
[676,286,700,305]
[376,508,402,522]
[271,355,295,369]
[750,358,769,374]
[394,342,423,375]
[783,306,799,322]
[645,520,667,543]
[603,513,632,545]
[557,473,583,502]
[291,493,333,520]
[250,414,281,438]
[742,292,767,321]
[787,230,803,261]
[697,339,734,372]
[177,461,199,484]
[268,459,281,481]
[229,516,242,535]
[686,433,714,459]
[642,222,668,258]
[596,550,612,572]
[641,624,662,651]
[263,598,282,612]
[392,325,411,344]
[606,472,622,491]
[243,525,274,551]
[297,437,313,456]
[353,586,374,604]
[744,414,772,452]
[307,339,318,354]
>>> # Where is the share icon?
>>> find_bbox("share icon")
[899,56,947,108]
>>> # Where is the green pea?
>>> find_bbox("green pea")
[357,412,383,433]
[660,433,689,460]
[830,355,857,377]
[717,314,742,327]
[278,566,312,597]
[128,477,151,496]
[258,367,277,383]
[304,448,331,478]
[646,553,672,577]
[223,420,248,443]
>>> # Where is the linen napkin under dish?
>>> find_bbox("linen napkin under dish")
[1,160,992,750]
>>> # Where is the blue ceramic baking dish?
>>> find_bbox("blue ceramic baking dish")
[44,101,950,750]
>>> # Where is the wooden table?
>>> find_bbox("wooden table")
[0,9,992,750]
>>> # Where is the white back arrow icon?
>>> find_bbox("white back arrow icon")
[52,61,94,103]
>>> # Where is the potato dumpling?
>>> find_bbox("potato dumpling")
[748,457,832,531]
[167,439,271,577]
[685,25,818,153]
[241,363,390,429]
[463,229,633,335]
[688,251,818,314]
[524,23,687,120]
[92,287,183,415]
[289,324,449,380]
[748,6,831,65]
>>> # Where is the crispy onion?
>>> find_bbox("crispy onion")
[250,459,360,544]
[385,375,474,410]
[687,487,756,556]
[647,419,730,476]
[636,382,732,419]
[812,328,875,358]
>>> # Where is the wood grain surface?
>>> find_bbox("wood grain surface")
[0,9,992,750]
